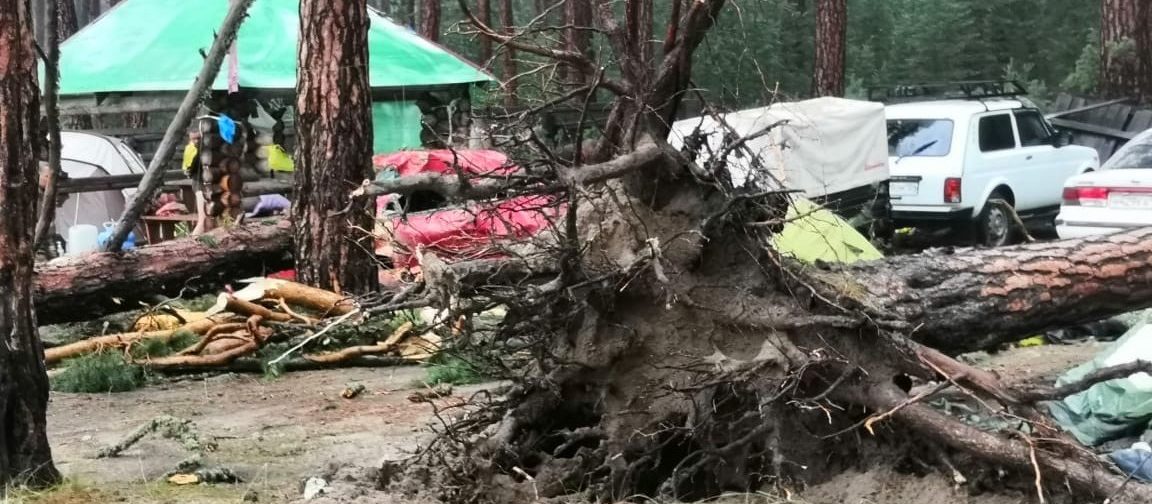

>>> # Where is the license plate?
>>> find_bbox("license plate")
[890,181,919,197]
[1108,192,1152,209]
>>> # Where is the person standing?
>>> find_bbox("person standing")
[182,126,213,234]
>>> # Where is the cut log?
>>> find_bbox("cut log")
[34,219,292,326]
[835,227,1152,354]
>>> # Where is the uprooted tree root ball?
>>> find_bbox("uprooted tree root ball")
[343,1,1152,502]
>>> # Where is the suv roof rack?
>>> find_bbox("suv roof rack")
[868,80,1028,104]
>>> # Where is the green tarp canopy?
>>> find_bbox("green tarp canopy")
[46,0,493,95]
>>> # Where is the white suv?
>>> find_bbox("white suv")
[880,85,1099,246]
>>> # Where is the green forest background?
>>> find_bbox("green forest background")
[409,0,1098,109]
[45,0,1103,109]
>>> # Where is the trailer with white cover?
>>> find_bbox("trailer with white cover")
[667,97,891,230]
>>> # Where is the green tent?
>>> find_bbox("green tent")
[770,198,883,264]
[47,0,493,95]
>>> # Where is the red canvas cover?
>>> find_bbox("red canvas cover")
[372,150,561,270]
[372,149,515,177]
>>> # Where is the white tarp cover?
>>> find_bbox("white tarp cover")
[55,131,148,234]
[668,97,889,198]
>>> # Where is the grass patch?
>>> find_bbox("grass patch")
[425,353,494,386]
[6,478,248,504]
[128,330,199,359]
[51,352,145,394]
[195,234,219,248]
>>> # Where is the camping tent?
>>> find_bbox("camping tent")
[46,0,493,94]
[56,132,148,234]
[45,0,495,154]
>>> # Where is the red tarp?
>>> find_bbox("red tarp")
[373,150,561,270]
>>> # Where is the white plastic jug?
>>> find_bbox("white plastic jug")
[67,224,99,256]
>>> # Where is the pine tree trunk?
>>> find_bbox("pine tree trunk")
[1100,0,1152,101]
[418,0,440,41]
[58,0,78,38]
[812,0,846,97]
[500,0,517,107]
[59,0,93,131]
[562,0,592,84]
[294,0,379,295]
[477,0,493,63]
[0,0,61,488]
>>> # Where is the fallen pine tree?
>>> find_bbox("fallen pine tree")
[34,218,293,326]
[340,2,1152,502]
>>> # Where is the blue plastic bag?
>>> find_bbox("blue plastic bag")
[97,222,136,251]
[1110,443,1152,482]
[217,114,237,144]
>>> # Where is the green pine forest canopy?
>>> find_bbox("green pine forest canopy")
[419,0,1096,108]
[48,0,492,95]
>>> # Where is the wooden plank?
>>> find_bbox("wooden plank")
[1050,118,1138,140]
[84,127,169,138]
[58,94,184,116]
[1046,97,1129,119]
[57,170,185,194]
[1051,93,1073,112]
[164,178,294,196]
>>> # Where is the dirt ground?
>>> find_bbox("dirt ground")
[30,341,1108,504]
[43,366,457,503]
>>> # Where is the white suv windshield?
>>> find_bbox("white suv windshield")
[887,119,953,157]
[1105,139,1152,169]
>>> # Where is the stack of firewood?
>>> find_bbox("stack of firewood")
[196,116,245,218]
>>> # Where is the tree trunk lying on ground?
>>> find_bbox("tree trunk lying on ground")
[34,219,292,326]
[369,2,1152,501]
[832,228,1152,354]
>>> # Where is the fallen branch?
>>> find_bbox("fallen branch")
[45,315,232,365]
[97,415,214,458]
[267,309,362,366]
[1013,360,1152,403]
[227,277,359,317]
[351,142,671,200]
[858,383,1143,501]
[143,355,412,375]
[987,198,1036,243]
[301,321,414,364]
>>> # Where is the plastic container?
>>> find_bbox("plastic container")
[67,224,99,256]
[96,222,136,251]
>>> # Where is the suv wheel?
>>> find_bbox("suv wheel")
[977,192,1017,247]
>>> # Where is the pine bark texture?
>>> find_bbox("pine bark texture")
[34,220,293,326]
[477,0,493,63]
[419,0,441,41]
[0,0,61,487]
[841,227,1152,353]
[500,0,517,106]
[562,0,592,84]
[812,0,846,97]
[294,0,379,294]
[1100,0,1152,100]
[58,0,79,38]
